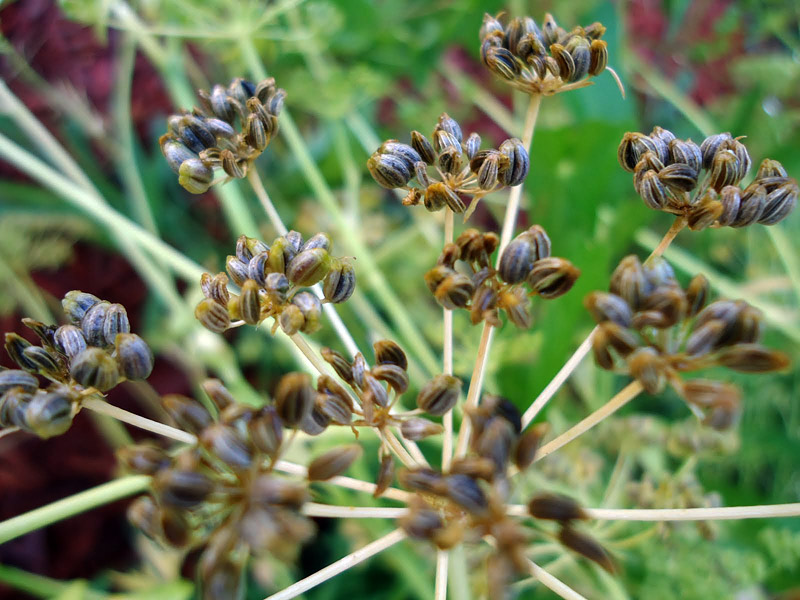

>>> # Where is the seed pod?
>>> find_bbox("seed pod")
[470,284,499,326]
[0,369,39,395]
[485,46,520,80]
[715,185,741,227]
[161,137,198,174]
[62,291,101,325]
[292,292,322,334]
[588,39,608,75]
[498,138,530,186]
[450,456,496,481]
[658,163,698,193]
[114,333,154,380]
[178,158,214,194]
[307,444,362,481]
[417,374,461,416]
[514,423,548,470]
[373,340,407,370]
[201,423,253,470]
[101,304,130,347]
[609,256,646,310]
[236,279,261,325]
[70,347,120,392]
[681,379,741,430]
[274,372,314,427]
[321,347,353,383]
[708,149,741,191]
[323,260,356,304]
[584,292,632,327]
[425,182,465,213]
[637,170,668,210]
[0,387,32,428]
[373,454,395,498]
[398,468,447,496]
[24,390,73,438]
[399,502,445,540]
[724,138,751,180]
[80,301,111,347]
[400,417,443,441]
[371,363,409,395]
[549,43,575,81]
[699,132,733,169]
[117,444,169,475]
[618,132,659,172]
[498,286,532,329]
[316,393,352,426]
[567,38,591,81]
[248,406,284,456]
[4,333,35,371]
[559,526,615,573]
[127,495,163,541]
[668,139,702,172]
[21,346,59,377]
[444,474,489,516]
[200,273,230,307]
[410,131,436,165]
[368,152,412,189]
[378,140,422,170]
[476,416,514,472]
[498,230,541,284]
[286,248,332,287]
[434,272,474,309]
[529,492,587,522]
[759,181,798,225]
[597,322,639,356]
[732,182,766,227]
[361,372,389,408]
[163,394,212,433]
[717,344,790,373]
[641,286,688,328]
[195,298,230,333]
[627,346,665,394]
[527,257,580,299]
[154,469,214,508]
[477,152,500,189]
[435,113,463,144]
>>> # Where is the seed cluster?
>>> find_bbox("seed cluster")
[397,395,612,595]
[425,226,579,328]
[368,113,529,218]
[195,231,355,335]
[1,291,153,438]
[480,13,610,96]
[586,255,790,429]
[619,128,798,228]
[160,77,286,194]
[122,377,334,600]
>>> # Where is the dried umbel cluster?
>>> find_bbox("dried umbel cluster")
[619,128,798,228]
[160,77,286,193]
[425,226,579,328]
[397,395,612,595]
[368,113,529,218]
[586,256,790,429]
[123,378,362,599]
[480,13,610,96]
[195,231,355,336]
[1,292,154,438]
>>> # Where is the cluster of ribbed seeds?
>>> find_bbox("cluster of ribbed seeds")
[397,395,612,596]
[195,231,355,336]
[122,378,364,600]
[585,256,790,429]
[160,77,285,193]
[619,128,799,228]
[0,292,153,438]
[367,113,529,218]
[480,13,609,96]
[425,226,579,328]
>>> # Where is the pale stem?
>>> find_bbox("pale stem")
[643,216,687,267]
[380,427,419,468]
[520,328,596,430]
[391,426,430,468]
[302,503,408,519]
[454,94,542,459]
[289,333,334,377]
[435,550,449,600]
[0,475,150,545]
[273,460,413,503]
[442,208,455,471]
[527,559,588,600]
[585,503,800,521]
[81,398,197,445]
[535,381,643,462]
[247,168,289,236]
[263,528,407,600]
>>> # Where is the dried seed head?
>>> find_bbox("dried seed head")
[70,347,120,392]
[526,257,580,299]
[195,298,231,333]
[529,492,587,522]
[417,374,461,416]
[307,444,362,481]
[115,333,154,380]
[274,372,314,427]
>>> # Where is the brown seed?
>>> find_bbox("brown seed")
[321,347,354,383]
[154,469,214,508]
[434,273,475,309]
[274,372,314,427]
[373,454,395,498]
[417,374,461,416]
[195,298,231,333]
[584,291,633,327]
[444,473,489,516]
[716,344,790,373]
[397,467,447,495]
[398,501,445,540]
[248,406,284,456]
[558,525,616,573]
[514,423,549,470]
[202,378,235,410]
[373,340,408,370]
[400,417,443,441]
[201,423,253,470]
[529,492,588,522]
[627,346,665,394]
[588,39,608,76]
[498,286,532,329]
[526,257,580,299]
[450,456,496,481]
[163,394,212,433]
[610,255,647,310]
[371,363,409,395]
[307,444,362,481]
[70,347,120,392]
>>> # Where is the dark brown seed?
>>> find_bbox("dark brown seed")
[716,344,790,373]
[688,193,724,231]
[759,181,798,225]
[21,346,59,377]
[410,131,436,165]
[62,291,101,325]
[658,163,698,193]
[476,416,514,472]
[526,257,580,299]
[373,340,408,370]
[627,347,665,394]
[686,274,709,317]
[610,255,647,310]
[368,152,412,188]
[154,469,214,508]
[317,393,352,425]
[274,372,314,427]
[417,374,461,416]
[708,149,741,191]
[323,260,356,304]
[434,273,474,309]
[398,468,447,495]
[398,502,445,540]
[195,298,231,333]
[514,423,549,470]
[668,138,702,171]
[371,363,409,395]
[598,322,639,356]
[163,394,212,433]
[498,138,529,186]
[373,454,395,498]
[681,379,741,430]
[450,456,496,481]
[529,492,588,522]
[637,170,668,210]
[202,378,235,410]
[400,418,443,441]
[0,369,38,395]
[588,39,608,76]
[700,132,733,169]
[584,292,632,327]
[307,444,362,481]
[445,474,489,516]
[118,444,169,475]
[320,347,354,383]
[558,526,616,573]
[248,406,284,455]
[201,423,253,470]
[498,287,532,329]
[686,319,726,356]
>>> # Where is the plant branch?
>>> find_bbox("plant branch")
[436,550,449,600]
[0,475,150,545]
[274,460,413,502]
[443,208,455,471]
[586,503,800,521]
[81,398,197,445]
[264,528,406,600]
[527,560,588,600]
[643,216,687,267]
[302,503,408,519]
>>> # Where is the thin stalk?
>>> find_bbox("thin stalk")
[264,529,407,600]
[392,426,430,468]
[380,427,418,468]
[586,503,800,521]
[520,329,595,430]
[765,226,800,303]
[643,216,686,267]
[274,460,413,502]
[247,168,288,236]
[535,381,643,462]
[442,208,455,471]
[239,37,440,375]
[302,503,408,519]
[435,550,449,600]
[527,560,588,600]
[289,333,335,377]
[0,565,102,600]
[0,475,150,545]
[0,250,51,323]
[81,398,197,445]
[448,545,471,600]
[455,94,542,459]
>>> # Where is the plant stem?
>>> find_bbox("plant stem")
[380,427,418,468]
[435,550,449,600]
[264,528,406,600]
[81,398,197,445]
[535,381,643,462]
[643,216,687,267]
[520,329,595,430]
[586,503,800,521]
[527,560,588,600]
[302,503,408,519]
[442,208,455,471]
[247,168,289,236]
[288,332,335,377]
[0,475,150,545]
[454,94,542,459]
[274,460,413,502]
